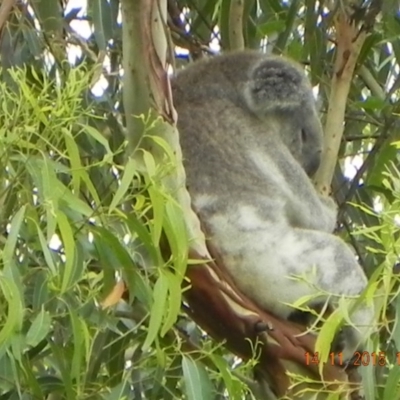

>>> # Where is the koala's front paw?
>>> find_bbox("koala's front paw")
[331,326,362,368]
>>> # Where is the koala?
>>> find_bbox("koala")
[171,50,374,361]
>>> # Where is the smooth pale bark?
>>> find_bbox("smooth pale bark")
[120,0,209,256]
[229,0,245,50]
[314,12,366,196]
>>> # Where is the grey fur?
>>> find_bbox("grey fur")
[172,50,374,359]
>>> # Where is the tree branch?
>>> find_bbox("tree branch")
[229,0,245,50]
[314,9,367,195]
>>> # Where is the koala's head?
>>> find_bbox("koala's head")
[242,55,324,177]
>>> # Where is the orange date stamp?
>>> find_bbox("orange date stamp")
[304,351,392,367]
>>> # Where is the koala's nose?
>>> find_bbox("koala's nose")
[304,151,321,177]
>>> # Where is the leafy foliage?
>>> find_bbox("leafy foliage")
[0,67,231,399]
[0,0,400,399]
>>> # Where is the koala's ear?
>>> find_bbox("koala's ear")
[243,57,314,114]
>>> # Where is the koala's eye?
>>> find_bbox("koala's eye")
[301,129,307,143]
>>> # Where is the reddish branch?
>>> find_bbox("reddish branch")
[185,239,356,398]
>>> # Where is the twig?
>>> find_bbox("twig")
[344,134,381,141]
[0,0,15,37]
[339,120,392,217]
[314,9,368,195]
[359,65,385,100]
[229,0,245,50]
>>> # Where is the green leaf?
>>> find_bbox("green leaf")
[161,270,182,336]
[32,271,50,310]
[31,0,63,35]
[3,206,26,270]
[0,275,24,349]
[123,210,161,266]
[109,157,137,212]
[0,353,16,393]
[34,221,57,276]
[26,309,51,347]
[57,212,76,293]
[383,363,400,400]
[274,0,300,53]
[212,353,247,396]
[68,307,87,384]
[315,310,340,372]
[163,199,188,276]
[147,135,177,164]
[11,333,25,362]
[209,354,237,397]
[359,340,377,400]
[182,355,214,400]
[391,293,400,351]
[80,124,112,156]
[91,0,113,51]
[257,20,286,36]
[147,185,165,246]
[355,97,387,111]
[142,272,169,350]
[48,341,75,399]
[142,149,157,178]
[103,381,130,400]
[62,127,83,195]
